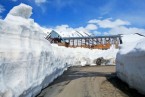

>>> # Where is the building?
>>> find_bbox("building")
[45,30,62,43]
[46,30,122,49]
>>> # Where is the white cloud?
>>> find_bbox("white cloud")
[41,27,53,34]
[109,26,145,35]
[49,0,74,10]
[55,25,69,31]
[88,18,145,36]
[99,1,115,15]
[34,0,48,13]
[85,24,98,30]
[11,0,17,2]
[103,32,110,35]
[52,24,94,37]
[92,31,102,35]
[0,4,5,14]
[75,26,91,36]
[35,0,47,5]
[43,16,145,36]
[88,18,130,28]
[55,24,96,33]
[54,25,76,37]
[119,14,145,27]
[75,26,88,32]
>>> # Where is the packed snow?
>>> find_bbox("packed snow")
[52,44,118,66]
[0,3,118,97]
[116,34,145,94]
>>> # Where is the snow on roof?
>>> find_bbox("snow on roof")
[49,29,93,38]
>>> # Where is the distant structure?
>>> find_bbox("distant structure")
[45,30,122,49]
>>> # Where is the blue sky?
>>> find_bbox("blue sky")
[0,0,145,35]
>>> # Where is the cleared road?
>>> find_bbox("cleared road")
[37,66,144,97]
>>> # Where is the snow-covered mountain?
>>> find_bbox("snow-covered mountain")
[51,30,93,37]
[44,25,93,37]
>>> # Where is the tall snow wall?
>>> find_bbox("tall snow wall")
[116,34,145,94]
[0,3,75,97]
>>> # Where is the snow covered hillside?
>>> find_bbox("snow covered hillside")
[0,3,118,97]
[116,33,145,94]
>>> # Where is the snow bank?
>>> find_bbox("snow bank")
[52,44,118,66]
[9,3,32,19]
[0,3,74,97]
[116,34,145,94]
[0,3,118,97]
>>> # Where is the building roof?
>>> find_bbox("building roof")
[62,35,121,40]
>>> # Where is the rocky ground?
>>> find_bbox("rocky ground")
[36,66,144,97]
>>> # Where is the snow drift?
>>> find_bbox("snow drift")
[0,3,72,97]
[9,3,32,19]
[116,34,145,94]
[52,44,118,66]
[0,3,118,97]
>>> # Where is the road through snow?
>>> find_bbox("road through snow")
[37,66,144,97]
[37,66,115,97]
